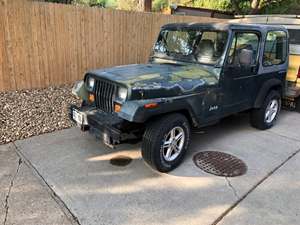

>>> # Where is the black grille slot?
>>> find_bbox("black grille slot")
[94,79,116,113]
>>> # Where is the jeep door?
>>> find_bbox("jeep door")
[221,31,260,115]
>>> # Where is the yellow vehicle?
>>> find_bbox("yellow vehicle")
[231,15,300,110]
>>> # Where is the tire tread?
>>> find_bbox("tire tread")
[142,113,190,172]
[250,90,281,130]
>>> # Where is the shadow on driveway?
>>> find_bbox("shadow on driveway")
[14,111,300,225]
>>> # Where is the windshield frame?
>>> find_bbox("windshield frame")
[150,28,230,67]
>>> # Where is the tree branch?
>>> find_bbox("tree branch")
[250,0,261,14]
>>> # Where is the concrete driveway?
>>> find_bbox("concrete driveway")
[10,111,300,225]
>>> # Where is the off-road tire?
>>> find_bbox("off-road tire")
[141,113,191,173]
[250,90,281,130]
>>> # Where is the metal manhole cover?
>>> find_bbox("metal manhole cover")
[193,151,247,177]
[110,156,132,167]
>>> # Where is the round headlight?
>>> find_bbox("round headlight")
[117,87,127,100]
[87,77,95,90]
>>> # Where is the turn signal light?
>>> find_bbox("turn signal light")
[144,102,158,109]
[114,103,122,112]
[88,94,95,102]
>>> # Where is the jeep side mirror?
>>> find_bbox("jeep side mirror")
[239,49,253,66]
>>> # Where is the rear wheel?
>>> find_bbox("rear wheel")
[250,90,281,130]
[141,113,191,173]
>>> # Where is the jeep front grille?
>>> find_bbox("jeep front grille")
[94,79,116,113]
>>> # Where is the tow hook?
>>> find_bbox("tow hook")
[103,132,115,149]
[81,125,89,132]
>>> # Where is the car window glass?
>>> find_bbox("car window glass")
[163,30,197,55]
[153,29,228,66]
[263,31,287,66]
[228,32,259,65]
[195,31,228,64]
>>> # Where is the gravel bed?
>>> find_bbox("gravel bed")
[0,85,81,145]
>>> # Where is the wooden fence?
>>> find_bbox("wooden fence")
[0,0,224,91]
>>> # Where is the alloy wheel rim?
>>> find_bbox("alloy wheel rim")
[265,99,279,123]
[162,126,185,162]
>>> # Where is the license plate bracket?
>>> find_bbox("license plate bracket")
[72,109,83,125]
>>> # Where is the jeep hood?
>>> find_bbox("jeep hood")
[88,63,220,98]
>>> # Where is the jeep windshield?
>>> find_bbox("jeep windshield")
[152,29,228,66]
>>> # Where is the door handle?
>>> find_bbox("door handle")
[250,64,258,74]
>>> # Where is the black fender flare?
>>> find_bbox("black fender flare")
[254,79,283,108]
[119,98,200,127]
[144,104,200,127]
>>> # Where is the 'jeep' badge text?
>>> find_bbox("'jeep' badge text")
[209,105,218,111]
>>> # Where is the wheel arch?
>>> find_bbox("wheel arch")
[254,79,283,108]
[120,98,201,127]
[143,108,199,129]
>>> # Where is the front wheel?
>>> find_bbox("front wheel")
[250,90,281,130]
[141,113,191,173]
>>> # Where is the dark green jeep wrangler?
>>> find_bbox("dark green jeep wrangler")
[70,23,288,172]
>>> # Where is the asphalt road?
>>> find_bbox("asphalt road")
[2,111,300,225]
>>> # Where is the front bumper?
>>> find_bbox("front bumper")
[69,105,124,147]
